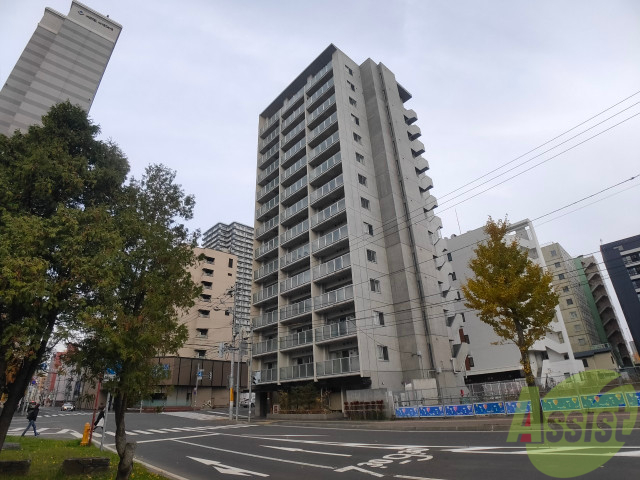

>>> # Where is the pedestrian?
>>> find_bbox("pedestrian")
[93,405,105,432]
[21,403,40,436]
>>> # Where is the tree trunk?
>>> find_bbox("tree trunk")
[114,392,136,480]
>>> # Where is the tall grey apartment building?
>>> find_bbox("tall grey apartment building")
[0,2,121,136]
[251,45,464,407]
[202,222,254,327]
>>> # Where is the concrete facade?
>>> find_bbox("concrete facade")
[202,222,254,327]
[601,234,640,355]
[0,2,121,136]
[446,220,583,384]
[251,45,465,405]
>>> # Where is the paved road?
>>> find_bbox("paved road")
[9,408,640,479]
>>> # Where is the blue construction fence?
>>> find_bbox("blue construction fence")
[394,391,640,418]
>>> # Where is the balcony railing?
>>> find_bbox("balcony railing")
[316,356,360,377]
[252,310,278,330]
[307,77,335,110]
[280,243,310,269]
[312,252,350,281]
[259,112,280,137]
[311,198,346,229]
[309,151,341,184]
[309,131,339,163]
[280,363,314,381]
[280,269,311,294]
[281,175,308,202]
[281,219,309,246]
[256,195,279,221]
[254,258,279,281]
[282,88,304,115]
[252,283,278,305]
[309,111,338,144]
[315,319,356,343]
[254,338,278,355]
[257,158,279,185]
[308,94,336,127]
[282,138,306,167]
[255,236,278,259]
[282,155,307,184]
[281,104,305,132]
[255,215,279,239]
[282,121,305,148]
[280,298,312,322]
[259,143,279,169]
[281,196,308,224]
[256,176,279,202]
[307,62,332,92]
[310,174,343,205]
[312,225,348,253]
[313,284,354,311]
[256,368,277,384]
[259,127,280,152]
[280,330,313,350]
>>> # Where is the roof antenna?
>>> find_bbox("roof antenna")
[455,209,462,235]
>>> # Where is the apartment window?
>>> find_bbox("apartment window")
[353,132,362,144]
[550,250,557,257]
[562,286,569,292]
[364,222,374,235]
[558,273,565,280]
[574,324,582,331]
[358,174,367,186]
[447,252,453,261]
[345,65,353,76]
[351,113,359,125]
[347,80,356,91]
[461,313,466,322]
[554,262,561,268]
[466,356,475,368]
[202,281,212,290]
[356,152,365,164]
[203,268,213,277]
[374,311,384,326]
[377,345,389,361]
[200,294,211,302]
[196,328,208,338]
[582,358,589,368]
[367,249,377,263]
[451,272,457,281]
[566,298,574,306]
[370,279,381,293]
[195,350,206,359]
[228,258,234,268]
[570,311,578,319]
[578,338,586,346]
[349,97,357,107]
[361,197,370,210]
[204,256,215,264]
[198,309,210,318]
[225,309,230,316]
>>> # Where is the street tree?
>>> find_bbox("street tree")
[0,102,129,450]
[68,164,199,480]
[460,218,559,387]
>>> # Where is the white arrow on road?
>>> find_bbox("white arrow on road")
[261,445,351,457]
[187,457,269,477]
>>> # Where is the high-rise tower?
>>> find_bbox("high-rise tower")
[0,1,121,136]
[251,45,465,406]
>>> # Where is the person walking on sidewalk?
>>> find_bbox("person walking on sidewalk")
[22,403,40,436]
[92,405,105,432]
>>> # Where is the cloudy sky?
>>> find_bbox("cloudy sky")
[2,1,639,339]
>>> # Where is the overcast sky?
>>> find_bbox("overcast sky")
[2,1,639,341]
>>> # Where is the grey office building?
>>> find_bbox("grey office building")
[601,234,640,354]
[202,222,254,327]
[0,2,121,136]
[251,45,464,408]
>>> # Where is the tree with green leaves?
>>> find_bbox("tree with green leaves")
[0,102,129,451]
[460,218,559,387]
[67,164,200,480]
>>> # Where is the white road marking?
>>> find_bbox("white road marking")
[173,439,335,469]
[147,429,170,433]
[188,456,269,477]
[132,430,154,435]
[261,445,351,457]
[124,430,139,436]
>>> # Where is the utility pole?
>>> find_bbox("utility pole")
[194,362,201,408]
[247,327,253,424]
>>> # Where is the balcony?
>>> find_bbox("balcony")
[315,319,357,344]
[255,215,279,241]
[309,152,340,187]
[253,338,278,356]
[259,127,280,154]
[259,112,280,138]
[306,61,332,94]
[281,137,306,169]
[307,77,335,111]
[280,330,313,351]
[282,88,305,117]
[281,175,308,205]
[307,94,336,129]
[407,124,421,140]
[310,174,344,208]
[308,112,338,149]
[257,158,279,186]
[419,175,433,193]
[280,243,310,271]
[282,120,305,150]
[258,143,279,169]
[411,139,425,157]
[280,298,313,323]
[313,252,351,283]
[280,363,314,381]
[313,284,354,312]
[311,198,346,231]
[254,258,279,283]
[252,310,278,331]
[316,356,360,377]
[308,131,340,167]
[256,176,279,203]
[252,283,278,306]
[256,368,277,384]
[255,236,278,261]
[280,269,311,296]
[415,156,429,175]
[312,225,348,256]
[404,108,417,125]
[282,155,308,186]
[281,196,308,226]
[256,195,279,221]
[281,219,309,248]
[281,104,305,134]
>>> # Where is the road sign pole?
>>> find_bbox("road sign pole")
[100,392,110,451]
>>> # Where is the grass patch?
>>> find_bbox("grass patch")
[0,436,169,479]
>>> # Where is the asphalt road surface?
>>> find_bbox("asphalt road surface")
[8,407,640,479]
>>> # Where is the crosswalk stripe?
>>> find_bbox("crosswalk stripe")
[124,431,138,436]
[147,429,168,434]
[132,430,154,435]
